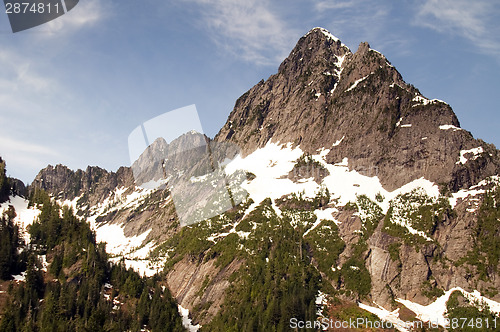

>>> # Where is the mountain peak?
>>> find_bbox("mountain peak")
[217,28,500,191]
[305,27,341,43]
[299,27,350,53]
[356,41,370,53]
[275,26,351,81]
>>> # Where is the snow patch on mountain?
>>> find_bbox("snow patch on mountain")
[225,141,440,217]
[206,227,251,243]
[448,176,500,207]
[315,291,328,317]
[457,147,484,165]
[86,186,157,229]
[346,74,370,92]
[389,83,407,91]
[109,257,163,277]
[57,188,168,277]
[335,55,346,73]
[40,254,48,272]
[12,272,27,282]
[59,193,84,212]
[384,188,435,241]
[439,124,462,131]
[0,195,41,243]
[413,95,447,106]
[178,305,200,332]
[396,118,402,127]
[315,27,339,42]
[331,136,345,147]
[305,27,349,50]
[95,223,151,257]
[224,141,315,213]
[336,54,346,70]
[313,207,339,223]
[319,160,439,212]
[412,95,430,106]
[396,287,500,328]
[107,239,165,277]
[329,55,346,94]
[412,95,448,107]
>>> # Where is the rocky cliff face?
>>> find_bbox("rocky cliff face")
[216,27,500,192]
[31,164,135,205]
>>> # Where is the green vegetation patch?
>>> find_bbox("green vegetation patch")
[446,290,499,332]
[355,195,383,238]
[458,184,500,280]
[339,258,372,297]
[203,202,321,331]
[305,220,345,280]
[383,188,453,246]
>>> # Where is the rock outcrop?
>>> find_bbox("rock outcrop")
[216,27,500,191]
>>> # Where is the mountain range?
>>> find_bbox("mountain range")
[1,27,500,331]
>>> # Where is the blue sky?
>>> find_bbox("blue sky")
[1,0,499,183]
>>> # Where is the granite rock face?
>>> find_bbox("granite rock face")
[216,28,500,191]
[32,164,134,205]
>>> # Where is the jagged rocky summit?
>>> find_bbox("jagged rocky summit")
[216,27,499,191]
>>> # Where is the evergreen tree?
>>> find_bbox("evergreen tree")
[0,207,22,280]
[0,157,10,203]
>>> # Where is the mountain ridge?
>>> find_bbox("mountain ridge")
[31,28,500,202]
[12,27,500,329]
[216,27,500,192]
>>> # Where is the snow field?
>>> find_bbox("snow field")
[396,287,500,328]
[0,195,40,243]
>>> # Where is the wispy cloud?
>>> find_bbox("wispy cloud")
[0,52,54,93]
[0,136,59,158]
[185,0,298,65]
[312,0,403,53]
[414,0,500,58]
[0,135,61,180]
[42,0,104,35]
[0,46,70,181]
[0,48,59,117]
[315,1,357,11]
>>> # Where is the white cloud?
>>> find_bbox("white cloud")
[41,0,104,35]
[186,0,298,65]
[0,0,109,182]
[0,48,70,181]
[0,135,61,181]
[0,49,60,128]
[0,51,54,93]
[312,0,398,52]
[315,1,357,11]
[0,136,59,158]
[415,0,500,57]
